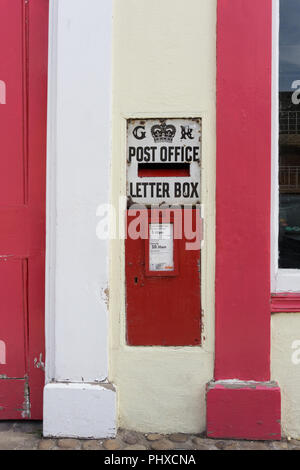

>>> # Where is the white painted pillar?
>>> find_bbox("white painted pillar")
[43,0,116,439]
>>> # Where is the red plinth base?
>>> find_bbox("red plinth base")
[206,381,281,441]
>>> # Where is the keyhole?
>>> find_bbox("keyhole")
[134,277,138,285]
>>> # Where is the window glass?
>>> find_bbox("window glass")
[279,0,300,268]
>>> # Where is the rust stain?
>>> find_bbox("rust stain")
[103,287,109,308]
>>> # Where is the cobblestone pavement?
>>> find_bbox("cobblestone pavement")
[0,422,298,450]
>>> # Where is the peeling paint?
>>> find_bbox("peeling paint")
[21,380,30,419]
[207,380,279,390]
[34,353,45,372]
[101,286,109,309]
[99,381,115,392]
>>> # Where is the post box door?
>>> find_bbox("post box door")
[126,209,201,346]
[0,0,48,419]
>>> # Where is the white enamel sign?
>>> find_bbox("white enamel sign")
[127,118,201,205]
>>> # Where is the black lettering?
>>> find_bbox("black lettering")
[151,147,157,162]
[174,182,181,197]
[185,147,193,162]
[149,182,156,198]
[160,147,167,162]
[133,125,146,140]
[136,147,144,162]
[183,182,190,198]
[181,146,185,162]
[142,183,148,197]
[143,147,151,162]
[156,183,162,198]
[163,183,170,198]
[129,182,135,197]
[190,182,199,198]
[168,147,174,162]
[136,182,142,197]
[174,146,181,162]
[193,147,200,162]
[129,147,136,163]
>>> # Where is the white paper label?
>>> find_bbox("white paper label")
[149,224,174,272]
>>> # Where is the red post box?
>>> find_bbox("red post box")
[126,119,202,346]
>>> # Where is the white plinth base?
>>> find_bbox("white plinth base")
[43,383,116,439]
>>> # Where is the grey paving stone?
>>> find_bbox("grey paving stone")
[146,433,164,441]
[0,421,293,451]
[168,433,189,443]
[57,438,82,450]
[0,422,13,432]
[122,431,140,445]
[15,437,40,450]
[13,421,43,435]
[82,440,103,450]
[0,431,39,450]
[238,441,271,451]
[124,444,148,450]
[38,439,57,450]
[215,440,233,450]
[192,437,219,450]
[150,439,175,451]
[271,440,289,450]
[103,438,123,450]
[288,438,300,449]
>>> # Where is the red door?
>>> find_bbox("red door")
[0,0,48,419]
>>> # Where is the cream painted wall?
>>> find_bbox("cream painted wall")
[110,0,216,433]
[272,314,300,438]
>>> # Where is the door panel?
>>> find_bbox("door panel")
[0,0,24,205]
[126,210,202,346]
[0,0,48,420]
[0,380,28,420]
[0,260,27,379]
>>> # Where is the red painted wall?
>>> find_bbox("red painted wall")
[207,384,281,440]
[215,0,272,382]
[206,0,282,440]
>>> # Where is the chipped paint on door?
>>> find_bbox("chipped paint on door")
[0,0,49,420]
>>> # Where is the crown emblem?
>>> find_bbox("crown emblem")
[151,121,176,143]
